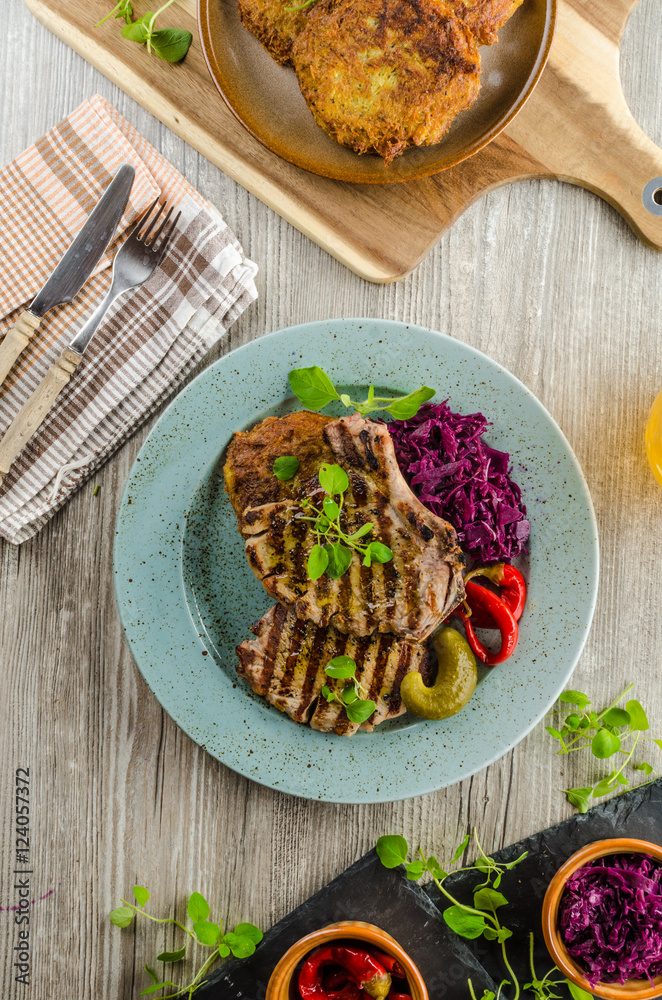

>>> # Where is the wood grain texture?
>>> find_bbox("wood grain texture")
[19,0,662,281]
[1,1,662,998]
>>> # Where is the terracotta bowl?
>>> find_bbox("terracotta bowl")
[542,838,662,1000]
[265,921,429,1000]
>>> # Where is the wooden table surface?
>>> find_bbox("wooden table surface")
[1,1,662,997]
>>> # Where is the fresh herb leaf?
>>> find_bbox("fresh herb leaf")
[346,698,376,724]
[273,456,299,481]
[601,707,630,727]
[114,0,192,62]
[635,761,654,775]
[626,699,649,731]
[133,886,150,907]
[325,540,352,578]
[474,887,508,911]
[187,892,210,923]
[156,946,188,962]
[566,981,593,1000]
[307,544,329,580]
[234,923,263,944]
[140,981,177,996]
[145,966,159,985]
[325,656,357,679]
[288,365,435,420]
[592,774,619,798]
[559,690,590,709]
[385,386,436,420]
[150,27,193,62]
[376,835,409,868]
[405,860,426,880]
[227,937,256,958]
[444,906,488,939]
[453,834,470,861]
[121,18,151,42]
[110,906,134,928]
[565,787,593,813]
[366,541,393,564]
[318,463,349,495]
[194,921,220,946]
[591,728,621,758]
[289,366,340,410]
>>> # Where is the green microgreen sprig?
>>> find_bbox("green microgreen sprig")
[321,655,377,724]
[546,685,661,812]
[298,463,393,580]
[288,366,436,420]
[109,887,262,999]
[96,0,134,25]
[96,0,193,62]
[376,832,592,1000]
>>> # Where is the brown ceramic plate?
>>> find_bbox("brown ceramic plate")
[198,0,556,184]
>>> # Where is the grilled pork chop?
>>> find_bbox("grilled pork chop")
[236,603,434,736]
[225,411,465,642]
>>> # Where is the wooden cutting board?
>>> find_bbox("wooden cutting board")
[21,0,662,282]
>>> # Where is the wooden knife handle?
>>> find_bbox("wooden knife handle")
[0,347,82,488]
[0,311,42,385]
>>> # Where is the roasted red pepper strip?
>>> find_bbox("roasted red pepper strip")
[463,564,526,628]
[454,581,518,665]
[299,946,392,1000]
[370,952,406,980]
[387,995,412,1000]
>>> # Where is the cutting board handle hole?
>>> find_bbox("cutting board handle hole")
[642,178,662,217]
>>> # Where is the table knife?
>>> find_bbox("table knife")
[0,163,136,385]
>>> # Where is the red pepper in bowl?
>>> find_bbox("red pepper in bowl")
[464,564,526,628]
[299,945,392,1000]
[371,952,406,979]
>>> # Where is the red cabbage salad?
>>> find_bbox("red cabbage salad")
[389,402,530,564]
[558,853,662,985]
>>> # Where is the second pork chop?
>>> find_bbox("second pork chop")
[236,603,434,736]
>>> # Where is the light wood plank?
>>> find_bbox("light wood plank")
[19,0,662,282]
[1,1,662,999]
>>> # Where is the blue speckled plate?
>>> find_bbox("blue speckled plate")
[114,319,599,803]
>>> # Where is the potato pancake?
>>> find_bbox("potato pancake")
[238,0,311,65]
[447,0,523,44]
[291,0,481,164]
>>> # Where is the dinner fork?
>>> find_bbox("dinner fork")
[0,199,181,487]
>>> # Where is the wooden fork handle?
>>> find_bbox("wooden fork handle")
[0,311,42,385]
[0,347,82,487]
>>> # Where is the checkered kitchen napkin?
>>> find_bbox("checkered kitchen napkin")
[0,95,258,545]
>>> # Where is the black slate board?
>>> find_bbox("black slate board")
[429,778,662,997]
[199,779,662,1000]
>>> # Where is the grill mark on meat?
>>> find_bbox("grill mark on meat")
[288,511,309,589]
[381,641,413,718]
[359,428,380,471]
[349,469,368,507]
[259,602,288,694]
[276,615,309,703]
[326,422,364,469]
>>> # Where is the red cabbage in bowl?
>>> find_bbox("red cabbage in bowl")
[558,853,662,986]
[389,402,530,564]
